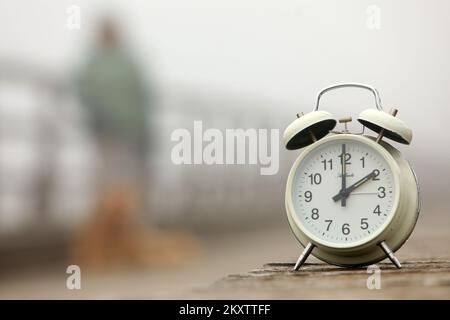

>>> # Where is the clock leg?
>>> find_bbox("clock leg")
[379,241,402,268]
[293,242,315,271]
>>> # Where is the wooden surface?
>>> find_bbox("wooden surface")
[187,214,450,299]
[203,259,450,299]
[0,211,448,299]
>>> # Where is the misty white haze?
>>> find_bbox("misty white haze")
[0,0,448,230]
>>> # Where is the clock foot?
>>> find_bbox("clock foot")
[293,242,315,271]
[379,241,402,268]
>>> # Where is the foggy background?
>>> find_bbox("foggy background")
[0,0,448,298]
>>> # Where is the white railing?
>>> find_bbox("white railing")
[0,63,294,234]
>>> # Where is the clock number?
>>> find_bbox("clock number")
[377,186,386,198]
[360,218,369,230]
[304,191,312,202]
[308,173,322,185]
[311,208,319,220]
[338,153,351,165]
[325,219,333,231]
[372,169,380,181]
[360,156,365,168]
[373,205,381,216]
[342,223,350,235]
[321,159,333,171]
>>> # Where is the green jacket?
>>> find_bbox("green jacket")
[77,47,149,145]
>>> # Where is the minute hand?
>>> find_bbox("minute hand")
[332,170,377,202]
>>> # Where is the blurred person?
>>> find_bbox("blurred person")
[72,17,197,270]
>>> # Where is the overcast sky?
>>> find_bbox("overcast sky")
[0,0,449,166]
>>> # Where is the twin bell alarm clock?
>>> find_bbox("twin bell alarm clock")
[283,83,420,270]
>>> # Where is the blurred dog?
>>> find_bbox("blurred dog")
[70,185,199,271]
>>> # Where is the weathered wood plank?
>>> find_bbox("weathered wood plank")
[190,259,450,299]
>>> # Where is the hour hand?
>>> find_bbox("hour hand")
[333,170,377,202]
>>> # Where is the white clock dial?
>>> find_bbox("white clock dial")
[292,139,396,246]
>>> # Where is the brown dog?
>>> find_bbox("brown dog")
[70,186,199,271]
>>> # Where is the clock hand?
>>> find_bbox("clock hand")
[340,144,347,207]
[351,192,378,195]
[332,170,377,202]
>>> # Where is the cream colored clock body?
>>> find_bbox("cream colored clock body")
[285,133,420,266]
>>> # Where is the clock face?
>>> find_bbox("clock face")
[291,138,396,247]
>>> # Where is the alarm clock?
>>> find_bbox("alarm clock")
[283,83,420,270]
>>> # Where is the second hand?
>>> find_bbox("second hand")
[350,192,378,195]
